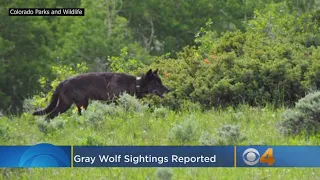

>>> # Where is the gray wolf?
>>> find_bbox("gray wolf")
[33,69,169,120]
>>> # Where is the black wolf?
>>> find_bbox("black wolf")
[33,69,169,120]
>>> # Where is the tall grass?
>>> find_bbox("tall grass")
[0,97,320,179]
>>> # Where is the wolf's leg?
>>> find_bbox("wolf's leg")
[83,98,89,110]
[75,98,89,116]
[46,100,72,121]
[77,107,82,116]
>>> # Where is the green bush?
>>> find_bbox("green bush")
[0,124,11,141]
[167,117,198,143]
[23,98,37,114]
[155,168,173,180]
[85,135,105,146]
[87,101,122,117]
[27,2,320,112]
[217,125,246,145]
[199,131,216,145]
[37,118,65,135]
[152,107,169,119]
[31,62,89,112]
[140,3,319,109]
[117,93,149,113]
[109,47,144,73]
[82,95,149,129]
[278,109,305,135]
[295,91,320,116]
[279,91,320,135]
[83,104,108,129]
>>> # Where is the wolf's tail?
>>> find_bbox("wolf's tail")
[33,83,62,116]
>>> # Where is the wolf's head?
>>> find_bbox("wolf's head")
[141,69,170,98]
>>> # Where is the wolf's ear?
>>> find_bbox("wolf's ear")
[154,69,159,75]
[146,69,153,77]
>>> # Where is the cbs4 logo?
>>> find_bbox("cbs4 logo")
[242,148,275,166]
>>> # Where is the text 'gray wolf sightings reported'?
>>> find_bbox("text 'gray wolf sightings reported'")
[33,69,170,120]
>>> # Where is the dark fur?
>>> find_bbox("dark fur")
[33,69,169,120]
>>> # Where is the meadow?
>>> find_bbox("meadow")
[1,1,320,179]
[1,94,320,180]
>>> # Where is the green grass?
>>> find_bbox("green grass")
[1,100,320,180]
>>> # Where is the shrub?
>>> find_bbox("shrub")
[155,168,173,180]
[82,101,130,129]
[138,3,319,109]
[31,62,88,113]
[83,108,106,129]
[36,118,65,135]
[279,91,320,135]
[83,101,108,124]
[22,98,37,114]
[85,135,105,146]
[109,47,144,73]
[134,54,194,110]
[117,93,148,113]
[153,107,169,119]
[217,124,246,145]
[295,91,320,116]
[199,131,216,145]
[179,100,202,112]
[168,117,197,143]
[0,124,11,141]
[278,109,306,135]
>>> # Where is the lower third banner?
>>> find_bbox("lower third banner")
[73,146,234,167]
[2,144,320,167]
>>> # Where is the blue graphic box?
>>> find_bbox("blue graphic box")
[0,143,71,168]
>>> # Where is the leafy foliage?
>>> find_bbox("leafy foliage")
[217,124,246,145]
[0,0,56,112]
[27,63,88,111]
[152,107,169,119]
[109,47,144,73]
[167,116,198,143]
[53,0,150,70]
[0,0,149,112]
[2,99,320,178]
[1,1,320,112]
[117,93,149,113]
[155,168,174,180]
[0,124,11,141]
[199,131,217,145]
[37,118,65,135]
[120,0,273,56]
[279,91,320,135]
[2,1,320,178]
[144,2,320,109]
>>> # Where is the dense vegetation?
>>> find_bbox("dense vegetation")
[2,95,320,179]
[1,0,320,179]
[1,0,319,112]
